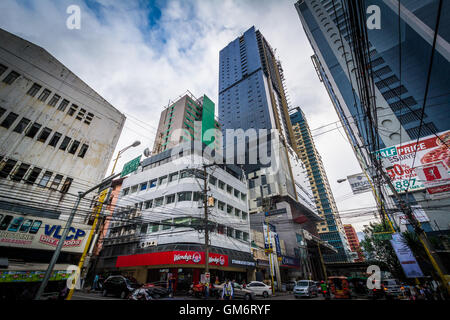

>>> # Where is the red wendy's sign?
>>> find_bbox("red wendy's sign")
[116,251,228,268]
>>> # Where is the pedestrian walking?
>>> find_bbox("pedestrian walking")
[221,279,233,300]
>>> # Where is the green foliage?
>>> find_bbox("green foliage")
[360,221,404,280]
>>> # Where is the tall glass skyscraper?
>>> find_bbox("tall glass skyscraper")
[219,26,340,280]
[290,107,351,262]
[295,0,450,231]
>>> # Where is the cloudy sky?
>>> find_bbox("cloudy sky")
[0,0,378,231]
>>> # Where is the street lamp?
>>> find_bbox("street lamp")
[110,140,141,175]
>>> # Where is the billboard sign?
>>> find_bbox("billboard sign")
[415,162,450,189]
[390,233,424,278]
[0,212,89,253]
[375,131,450,193]
[393,205,430,225]
[347,173,372,194]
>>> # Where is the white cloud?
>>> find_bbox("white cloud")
[0,0,377,231]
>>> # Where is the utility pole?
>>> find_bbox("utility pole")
[374,160,450,295]
[203,165,210,277]
[34,172,121,300]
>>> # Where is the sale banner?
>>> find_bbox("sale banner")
[375,130,450,193]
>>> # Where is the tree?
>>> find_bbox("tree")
[360,221,404,280]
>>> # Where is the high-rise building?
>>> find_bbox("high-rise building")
[290,107,350,262]
[343,224,365,262]
[152,91,221,155]
[295,0,450,231]
[219,26,337,281]
[0,28,125,294]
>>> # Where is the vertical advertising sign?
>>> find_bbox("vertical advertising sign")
[390,233,424,278]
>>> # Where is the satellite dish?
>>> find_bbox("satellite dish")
[143,148,151,157]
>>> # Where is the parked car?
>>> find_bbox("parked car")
[101,275,140,299]
[381,279,402,299]
[212,282,256,300]
[293,280,318,298]
[246,281,273,298]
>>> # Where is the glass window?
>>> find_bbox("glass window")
[174,217,191,228]
[78,144,89,158]
[122,188,129,196]
[25,167,41,184]
[234,189,240,198]
[169,172,178,182]
[0,159,17,178]
[58,99,70,111]
[60,177,73,193]
[27,83,42,97]
[25,122,42,139]
[144,200,152,209]
[50,174,63,189]
[2,71,20,84]
[11,163,30,181]
[243,232,249,242]
[1,112,19,129]
[13,117,31,134]
[140,182,147,191]
[47,94,61,107]
[130,185,138,193]
[241,193,246,201]
[154,197,164,207]
[227,227,233,238]
[218,201,225,211]
[67,104,78,116]
[177,191,192,202]
[218,180,225,189]
[59,136,71,151]
[158,175,167,185]
[235,209,241,218]
[38,89,51,102]
[149,179,157,188]
[68,140,80,154]
[226,205,233,214]
[48,132,62,147]
[209,175,217,186]
[162,219,172,230]
[242,212,248,220]
[38,171,52,187]
[227,185,232,194]
[37,127,52,143]
[193,192,203,202]
[166,194,175,204]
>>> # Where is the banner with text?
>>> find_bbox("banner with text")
[375,131,449,193]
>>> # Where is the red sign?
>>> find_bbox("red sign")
[116,251,228,268]
[427,184,450,195]
[397,137,438,156]
[423,166,442,181]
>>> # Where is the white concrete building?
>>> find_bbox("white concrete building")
[99,142,256,285]
[0,28,125,286]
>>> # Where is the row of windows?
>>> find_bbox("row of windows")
[0,156,73,193]
[122,170,247,202]
[109,216,250,243]
[0,63,94,125]
[127,190,248,221]
[0,108,89,158]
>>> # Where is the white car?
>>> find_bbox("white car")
[246,281,273,298]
